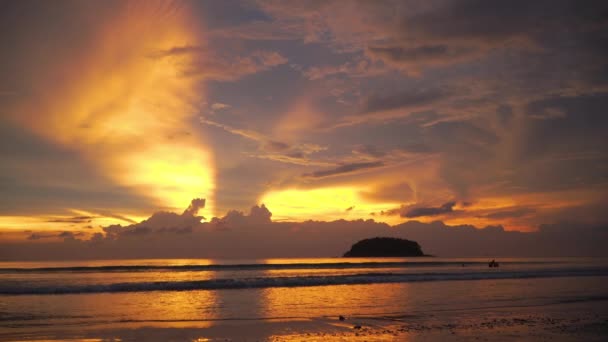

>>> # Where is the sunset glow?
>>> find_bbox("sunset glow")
[10,2,215,217]
[260,186,403,223]
[1,0,607,255]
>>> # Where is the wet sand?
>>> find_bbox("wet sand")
[3,298,607,341]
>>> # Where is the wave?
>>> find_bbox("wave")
[0,260,562,273]
[1,268,606,295]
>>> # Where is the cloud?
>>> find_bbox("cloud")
[182,49,288,81]
[210,20,301,41]
[404,201,457,218]
[103,199,209,240]
[303,161,385,178]
[201,118,268,142]
[249,0,608,81]
[368,45,450,62]
[529,108,567,120]
[46,216,95,224]
[302,63,351,80]
[3,1,216,214]
[247,152,331,167]
[211,102,231,111]
[101,199,273,239]
[366,44,478,71]
[301,58,386,80]
[211,204,273,227]
[201,117,328,166]
[27,233,56,241]
[3,200,608,260]
[352,145,386,158]
[27,231,84,241]
[58,231,80,241]
[249,204,273,223]
[481,208,536,220]
[182,198,206,217]
[361,87,456,113]
[150,44,288,81]
[263,140,291,152]
[3,0,608,239]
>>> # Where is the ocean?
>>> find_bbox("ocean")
[1,257,608,341]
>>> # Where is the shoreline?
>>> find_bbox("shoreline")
[3,297,607,341]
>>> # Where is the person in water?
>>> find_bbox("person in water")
[489,259,500,267]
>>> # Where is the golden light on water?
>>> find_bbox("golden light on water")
[259,186,402,223]
[13,1,215,216]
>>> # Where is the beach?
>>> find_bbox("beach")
[5,300,607,341]
[1,258,607,341]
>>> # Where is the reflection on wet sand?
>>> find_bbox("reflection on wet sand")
[260,281,412,319]
[8,299,608,342]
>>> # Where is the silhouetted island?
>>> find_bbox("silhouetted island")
[343,237,427,257]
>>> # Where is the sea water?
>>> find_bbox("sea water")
[1,257,607,339]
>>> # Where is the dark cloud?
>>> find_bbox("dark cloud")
[148,45,205,58]
[369,45,450,62]
[403,0,608,44]
[183,50,288,81]
[501,93,608,193]
[121,226,152,236]
[427,121,500,199]
[496,105,514,124]
[248,204,273,223]
[352,144,386,158]
[362,87,455,113]
[368,0,608,74]
[538,222,608,235]
[27,231,83,241]
[216,204,273,226]
[303,161,384,178]
[286,151,305,159]
[263,140,291,152]
[182,198,206,217]
[103,199,209,240]
[404,201,456,218]
[27,233,56,241]
[481,208,536,220]
[394,143,435,154]
[46,216,95,224]
[150,45,288,81]
[58,231,80,240]
[367,44,476,70]
[99,202,273,242]
[4,203,608,260]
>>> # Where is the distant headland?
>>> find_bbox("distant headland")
[343,237,428,257]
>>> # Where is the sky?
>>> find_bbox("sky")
[1,0,607,258]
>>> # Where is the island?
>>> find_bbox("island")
[343,237,427,257]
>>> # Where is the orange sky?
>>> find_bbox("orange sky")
[1,0,607,244]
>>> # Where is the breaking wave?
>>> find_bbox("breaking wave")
[2,267,606,295]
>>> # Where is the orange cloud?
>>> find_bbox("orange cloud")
[11,2,216,216]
